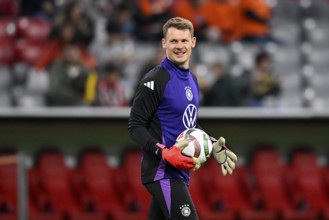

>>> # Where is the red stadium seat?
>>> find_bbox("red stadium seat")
[252,147,283,175]
[33,151,82,214]
[77,150,151,220]
[16,17,51,43]
[0,39,14,65]
[190,171,235,220]
[118,150,151,213]
[78,150,112,173]
[76,151,126,214]
[0,18,16,40]
[0,163,17,214]
[68,212,107,220]
[0,214,17,220]
[111,212,148,220]
[251,148,315,219]
[28,168,52,213]
[288,150,329,218]
[31,151,110,220]
[0,0,19,16]
[14,39,47,65]
[201,158,250,211]
[200,158,276,220]
[29,187,106,220]
[290,150,321,175]
[29,214,62,220]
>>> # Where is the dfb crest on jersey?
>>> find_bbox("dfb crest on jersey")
[180,204,191,217]
[185,86,193,101]
[182,104,197,129]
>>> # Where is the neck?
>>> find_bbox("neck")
[167,57,189,69]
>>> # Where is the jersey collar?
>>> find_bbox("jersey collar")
[160,57,190,80]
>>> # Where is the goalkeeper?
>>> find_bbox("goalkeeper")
[128,17,237,220]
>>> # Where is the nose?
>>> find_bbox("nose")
[175,41,183,49]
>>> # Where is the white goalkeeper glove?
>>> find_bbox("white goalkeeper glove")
[212,137,237,176]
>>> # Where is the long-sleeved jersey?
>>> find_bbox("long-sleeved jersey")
[128,57,199,185]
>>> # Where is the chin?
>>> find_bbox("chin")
[173,57,187,64]
[174,59,187,67]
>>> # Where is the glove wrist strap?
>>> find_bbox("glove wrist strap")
[155,143,165,159]
[210,136,217,144]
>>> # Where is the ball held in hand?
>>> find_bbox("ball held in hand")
[176,128,213,164]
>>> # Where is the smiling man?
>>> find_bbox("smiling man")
[128,17,237,220]
[162,19,196,69]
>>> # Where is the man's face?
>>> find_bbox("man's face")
[162,27,196,69]
[259,58,270,71]
[64,45,81,64]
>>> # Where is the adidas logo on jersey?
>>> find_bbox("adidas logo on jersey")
[144,81,154,90]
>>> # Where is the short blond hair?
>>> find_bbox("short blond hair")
[163,17,194,39]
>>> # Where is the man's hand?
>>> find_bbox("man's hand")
[157,140,201,171]
[212,137,237,176]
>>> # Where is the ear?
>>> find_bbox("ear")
[162,38,166,48]
[191,37,196,48]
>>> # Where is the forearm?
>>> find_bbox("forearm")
[128,125,159,155]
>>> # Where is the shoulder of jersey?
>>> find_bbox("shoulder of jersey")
[140,66,170,91]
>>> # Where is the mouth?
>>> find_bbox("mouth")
[174,50,186,56]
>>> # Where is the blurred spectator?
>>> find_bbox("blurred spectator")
[235,0,273,43]
[112,3,136,38]
[249,51,281,107]
[20,0,55,20]
[35,22,97,72]
[202,62,242,106]
[34,0,56,21]
[137,47,166,84]
[134,0,172,41]
[53,1,94,46]
[47,44,91,106]
[80,0,116,21]
[137,0,171,16]
[172,0,273,44]
[171,0,208,40]
[199,0,241,43]
[0,66,12,106]
[96,63,128,107]
[89,19,135,72]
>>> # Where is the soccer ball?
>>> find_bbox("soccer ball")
[176,128,213,164]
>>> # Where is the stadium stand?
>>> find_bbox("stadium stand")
[0,0,327,108]
[189,171,236,220]
[15,17,51,43]
[14,39,47,66]
[0,18,15,40]
[75,150,124,213]
[200,157,276,220]
[286,149,329,219]
[0,0,19,17]
[29,150,109,220]
[0,145,320,220]
[0,163,17,220]
[116,150,150,219]
[0,39,14,66]
[73,149,148,220]
[251,147,315,219]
